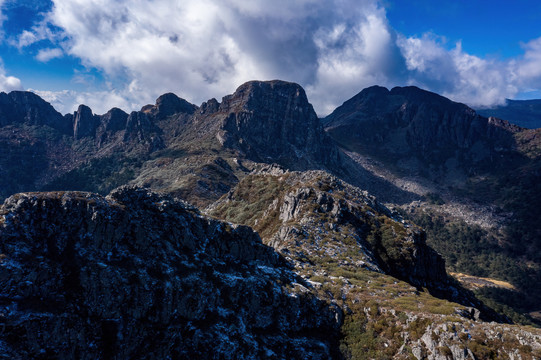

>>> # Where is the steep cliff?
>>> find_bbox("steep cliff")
[214,80,341,170]
[0,91,71,134]
[0,186,341,359]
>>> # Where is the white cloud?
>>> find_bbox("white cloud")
[10,0,541,116]
[516,37,541,89]
[33,88,134,115]
[308,6,404,114]
[395,34,519,107]
[0,61,22,92]
[35,47,63,62]
[0,72,22,92]
[41,0,389,115]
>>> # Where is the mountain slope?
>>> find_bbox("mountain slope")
[207,169,541,358]
[324,85,521,182]
[323,85,541,323]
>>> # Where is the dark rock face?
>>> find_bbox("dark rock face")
[73,104,99,139]
[0,91,70,134]
[199,98,220,115]
[95,107,129,146]
[145,92,197,119]
[324,86,519,171]
[0,127,50,198]
[0,186,341,359]
[123,111,165,151]
[100,107,128,133]
[215,80,341,170]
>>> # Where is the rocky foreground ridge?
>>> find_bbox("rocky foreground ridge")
[0,186,341,359]
[1,181,540,359]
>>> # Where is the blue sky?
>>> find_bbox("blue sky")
[387,0,541,59]
[0,0,540,115]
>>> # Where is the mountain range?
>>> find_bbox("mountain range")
[1,80,540,359]
[477,99,541,129]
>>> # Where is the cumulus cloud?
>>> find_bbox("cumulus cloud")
[9,0,541,115]
[0,72,22,92]
[515,37,541,90]
[396,35,516,107]
[308,6,407,114]
[41,0,393,114]
[0,61,22,92]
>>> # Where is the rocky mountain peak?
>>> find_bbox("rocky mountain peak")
[326,85,390,120]
[0,90,70,134]
[144,92,197,119]
[214,80,341,170]
[100,107,129,133]
[324,85,519,172]
[73,104,99,139]
[390,85,471,109]
[219,80,309,112]
[198,97,220,115]
[123,111,164,150]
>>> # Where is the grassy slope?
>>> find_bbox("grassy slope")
[208,171,541,359]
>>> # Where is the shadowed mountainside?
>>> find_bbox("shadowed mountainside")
[323,85,541,324]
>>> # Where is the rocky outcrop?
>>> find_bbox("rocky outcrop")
[123,111,165,151]
[213,80,342,171]
[99,107,128,133]
[0,91,70,134]
[199,98,220,115]
[210,169,448,288]
[408,320,541,360]
[72,104,99,139]
[209,169,509,323]
[95,107,129,146]
[0,186,342,359]
[143,92,197,119]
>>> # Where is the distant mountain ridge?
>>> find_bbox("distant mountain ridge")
[324,85,521,176]
[477,99,541,129]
